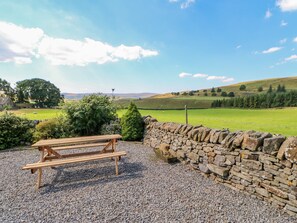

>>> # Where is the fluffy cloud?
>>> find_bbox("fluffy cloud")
[265,9,272,18]
[193,73,208,78]
[276,0,297,11]
[285,55,297,61]
[179,72,234,83]
[236,45,242,49]
[179,72,192,78]
[294,37,297,43]
[262,47,282,54]
[38,37,158,66]
[0,21,44,64]
[0,21,158,66]
[181,0,195,9]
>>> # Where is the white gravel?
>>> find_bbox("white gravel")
[0,141,296,223]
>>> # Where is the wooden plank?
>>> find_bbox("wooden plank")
[36,168,42,189]
[22,151,127,169]
[44,150,114,161]
[32,134,122,148]
[52,142,111,151]
[46,148,62,159]
[115,157,119,175]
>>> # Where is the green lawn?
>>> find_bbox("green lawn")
[3,108,297,136]
[119,108,297,136]
[2,109,63,120]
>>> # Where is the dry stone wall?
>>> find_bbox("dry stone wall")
[143,116,297,216]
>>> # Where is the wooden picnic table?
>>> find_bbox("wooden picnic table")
[23,134,126,189]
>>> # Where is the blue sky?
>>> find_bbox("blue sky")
[0,0,297,93]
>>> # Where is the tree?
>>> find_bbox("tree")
[258,86,263,92]
[211,87,215,93]
[15,78,62,107]
[267,85,273,93]
[64,94,117,136]
[221,91,227,97]
[0,78,15,100]
[217,88,222,93]
[121,102,144,141]
[276,84,282,93]
[228,92,235,97]
[239,85,246,91]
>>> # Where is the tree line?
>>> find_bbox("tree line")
[0,78,62,108]
[211,90,297,108]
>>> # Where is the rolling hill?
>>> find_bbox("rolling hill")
[115,76,297,109]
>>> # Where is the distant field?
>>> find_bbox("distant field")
[1,109,62,120]
[3,108,297,136]
[115,98,213,109]
[119,108,297,136]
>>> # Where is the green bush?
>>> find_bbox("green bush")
[0,112,35,150]
[33,116,74,141]
[121,102,144,141]
[64,94,117,136]
[101,119,121,135]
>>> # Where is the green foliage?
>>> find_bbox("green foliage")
[239,85,246,91]
[101,119,121,135]
[211,87,215,93]
[258,86,263,92]
[217,88,222,93]
[228,92,235,97]
[33,116,74,141]
[211,90,297,109]
[0,78,15,100]
[15,78,62,108]
[64,94,117,136]
[121,103,144,141]
[221,91,227,97]
[0,112,35,150]
[267,85,273,93]
[211,92,217,96]
[188,91,195,96]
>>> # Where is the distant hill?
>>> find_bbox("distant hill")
[114,76,297,110]
[63,92,157,100]
[153,76,297,98]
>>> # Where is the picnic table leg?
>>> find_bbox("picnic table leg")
[36,147,45,189]
[115,157,119,175]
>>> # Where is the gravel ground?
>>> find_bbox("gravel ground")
[1,141,297,223]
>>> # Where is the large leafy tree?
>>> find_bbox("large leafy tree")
[0,78,15,100]
[64,94,117,136]
[15,78,62,107]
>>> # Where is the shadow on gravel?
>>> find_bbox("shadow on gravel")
[40,159,146,194]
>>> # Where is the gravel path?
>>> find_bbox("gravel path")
[1,141,297,223]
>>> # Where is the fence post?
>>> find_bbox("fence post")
[185,105,188,124]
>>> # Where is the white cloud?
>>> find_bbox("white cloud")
[222,78,235,83]
[0,21,158,66]
[193,73,208,78]
[206,76,226,80]
[265,9,272,18]
[294,37,297,42]
[280,38,287,44]
[169,0,179,2]
[179,72,192,78]
[262,47,282,54]
[281,20,288,26]
[236,45,242,49]
[181,0,195,9]
[0,21,44,64]
[285,54,297,61]
[276,0,297,11]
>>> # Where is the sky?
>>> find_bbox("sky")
[0,0,297,93]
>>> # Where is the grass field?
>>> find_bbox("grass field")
[2,108,297,136]
[118,108,297,136]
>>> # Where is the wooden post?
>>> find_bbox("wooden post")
[36,168,42,189]
[185,105,188,125]
[115,157,119,175]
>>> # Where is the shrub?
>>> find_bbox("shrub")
[64,94,117,136]
[33,116,74,141]
[101,119,121,135]
[121,103,144,141]
[0,112,35,150]
[239,85,246,91]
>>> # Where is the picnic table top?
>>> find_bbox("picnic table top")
[32,134,122,148]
